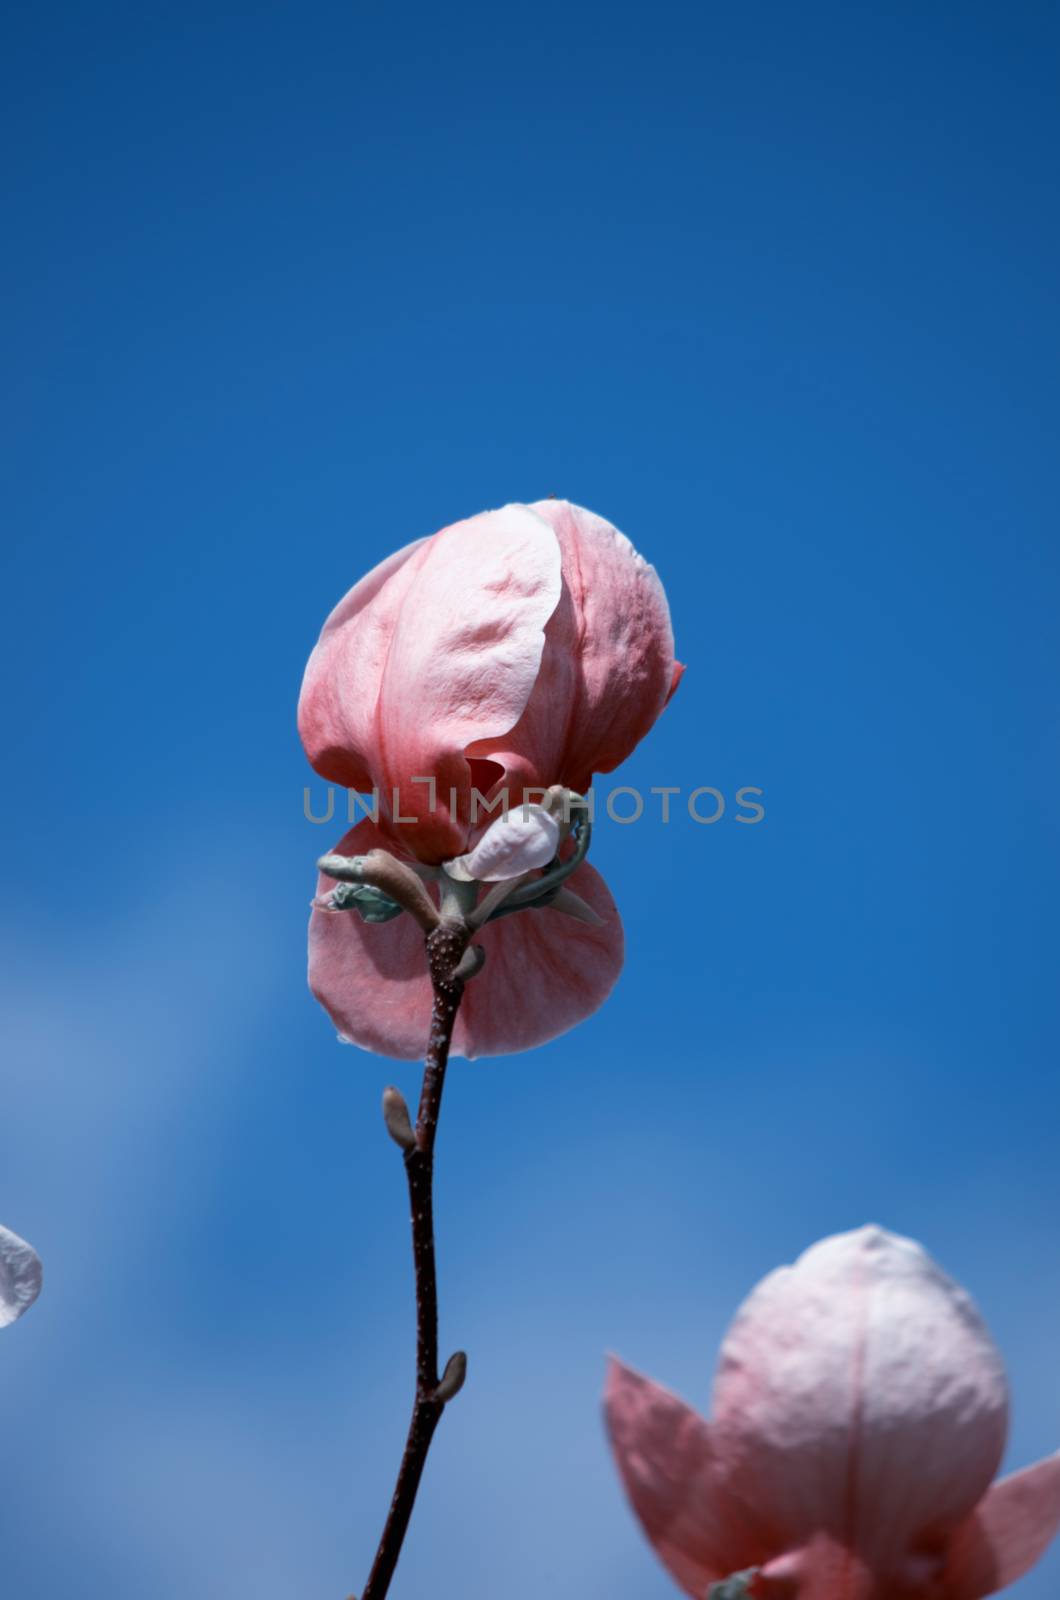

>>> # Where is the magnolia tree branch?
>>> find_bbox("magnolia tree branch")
[320,820,593,1600]
[357,917,472,1600]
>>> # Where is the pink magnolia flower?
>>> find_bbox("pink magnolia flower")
[606,1226,1060,1600]
[299,499,682,1059]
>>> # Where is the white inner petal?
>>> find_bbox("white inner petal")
[445,804,561,882]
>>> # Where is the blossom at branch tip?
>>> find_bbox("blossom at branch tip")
[299,499,681,861]
[605,1226,1060,1600]
[0,1224,42,1327]
[299,499,681,1059]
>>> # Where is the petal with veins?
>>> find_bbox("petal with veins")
[944,1454,1060,1599]
[470,499,682,795]
[300,506,563,862]
[605,1358,772,1598]
[298,536,430,792]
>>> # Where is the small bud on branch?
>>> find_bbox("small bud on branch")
[453,944,486,982]
[381,1088,417,1152]
[434,1351,467,1402]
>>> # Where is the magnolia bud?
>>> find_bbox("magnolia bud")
[434,1350,467,1402]
[453,944,486,981]
[381,1087,416,1151]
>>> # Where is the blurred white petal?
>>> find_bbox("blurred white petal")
[0,1224,42,1327]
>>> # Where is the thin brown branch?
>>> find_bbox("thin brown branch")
[358,918,471,1600]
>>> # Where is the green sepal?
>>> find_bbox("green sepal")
[329,882,405,923]
[708,1572,759,1600]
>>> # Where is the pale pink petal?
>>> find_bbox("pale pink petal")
[309,821,623,1060]
[605,1358,770,1598]
[298,536,430,790]
[711,1227,1009,1562]
[0,1224,42,1327]
[455,857,622,1057]
[445,804,560,882]
[944,1454,1060,1599]
[376,504,563,860]
[756,1533,876,1599]
[300,505,562,862]
[469,500,681,794]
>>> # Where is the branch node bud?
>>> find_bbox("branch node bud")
[434,1350,467,1402]
[382,1087,416,1151]
[453,944,486,982]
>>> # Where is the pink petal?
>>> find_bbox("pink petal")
[298,536,430,791]
[944,1454,1060,1599]
[604,1358,770,1597]
[300,506,563,862]
[445,804,560,881]
[469,500,681,795]
[756,1533,875,1600]
[309,820,623,1059]
[711,1227,1009,1564]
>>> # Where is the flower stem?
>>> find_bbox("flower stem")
[359,919,470,1600]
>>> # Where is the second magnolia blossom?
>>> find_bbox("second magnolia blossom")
[607,1226,1060,1600]
[299,499,682,1059]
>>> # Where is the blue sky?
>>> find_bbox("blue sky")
[2,2,1059,1596]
